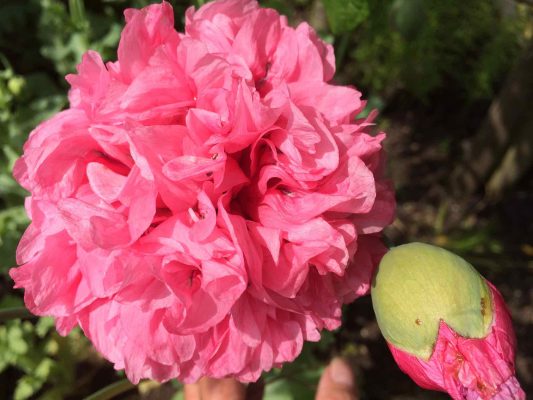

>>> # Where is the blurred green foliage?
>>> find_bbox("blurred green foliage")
[323,0,369,34]
[0,316,92,400]
[0,0,530,398]
[349,0,531,100]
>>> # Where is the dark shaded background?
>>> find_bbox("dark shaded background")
[0,0,531,399]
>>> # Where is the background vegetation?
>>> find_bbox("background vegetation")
[0,0,532,399]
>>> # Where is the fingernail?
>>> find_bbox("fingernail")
[329,357,354,387]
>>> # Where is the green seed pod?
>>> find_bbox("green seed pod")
[371,242,493,360]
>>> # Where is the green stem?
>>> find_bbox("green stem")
[69,0,88,30]
[0,307,35,323]
[83,379,135,400]
[335,33,351,72]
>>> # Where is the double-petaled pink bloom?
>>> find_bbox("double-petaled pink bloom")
[10,0,394,383]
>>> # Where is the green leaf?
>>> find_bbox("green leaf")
[14,375,44,400]
[36,317,56,338]
[34,357,55,380]
[171,390,184,400]
[7,76,26,96]
[0,206,28,270]
[391,0,427,40]
[263,379,293,400]
[261,0,293,17]
[7,323,29,355]
[322,0,369,34]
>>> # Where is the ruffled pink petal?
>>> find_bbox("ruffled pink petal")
[66,51,110,117]
[117,2,179,82]
[10,0,395,384]
[388,284,525,400]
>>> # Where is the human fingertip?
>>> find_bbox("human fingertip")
[316,357,358,400]
[199,377,246,400]
[329,357,354,387]
[183,381,201,400]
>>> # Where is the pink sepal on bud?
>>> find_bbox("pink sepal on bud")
[371,243,525,400]
[388,282,524,400]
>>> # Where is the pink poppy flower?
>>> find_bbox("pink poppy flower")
[10,0,394,383]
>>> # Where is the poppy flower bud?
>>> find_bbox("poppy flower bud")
[371,243,525,400]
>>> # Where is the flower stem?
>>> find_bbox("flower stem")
[0,307,35,323]
[83,379,135,400]
[335,33,351,72]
